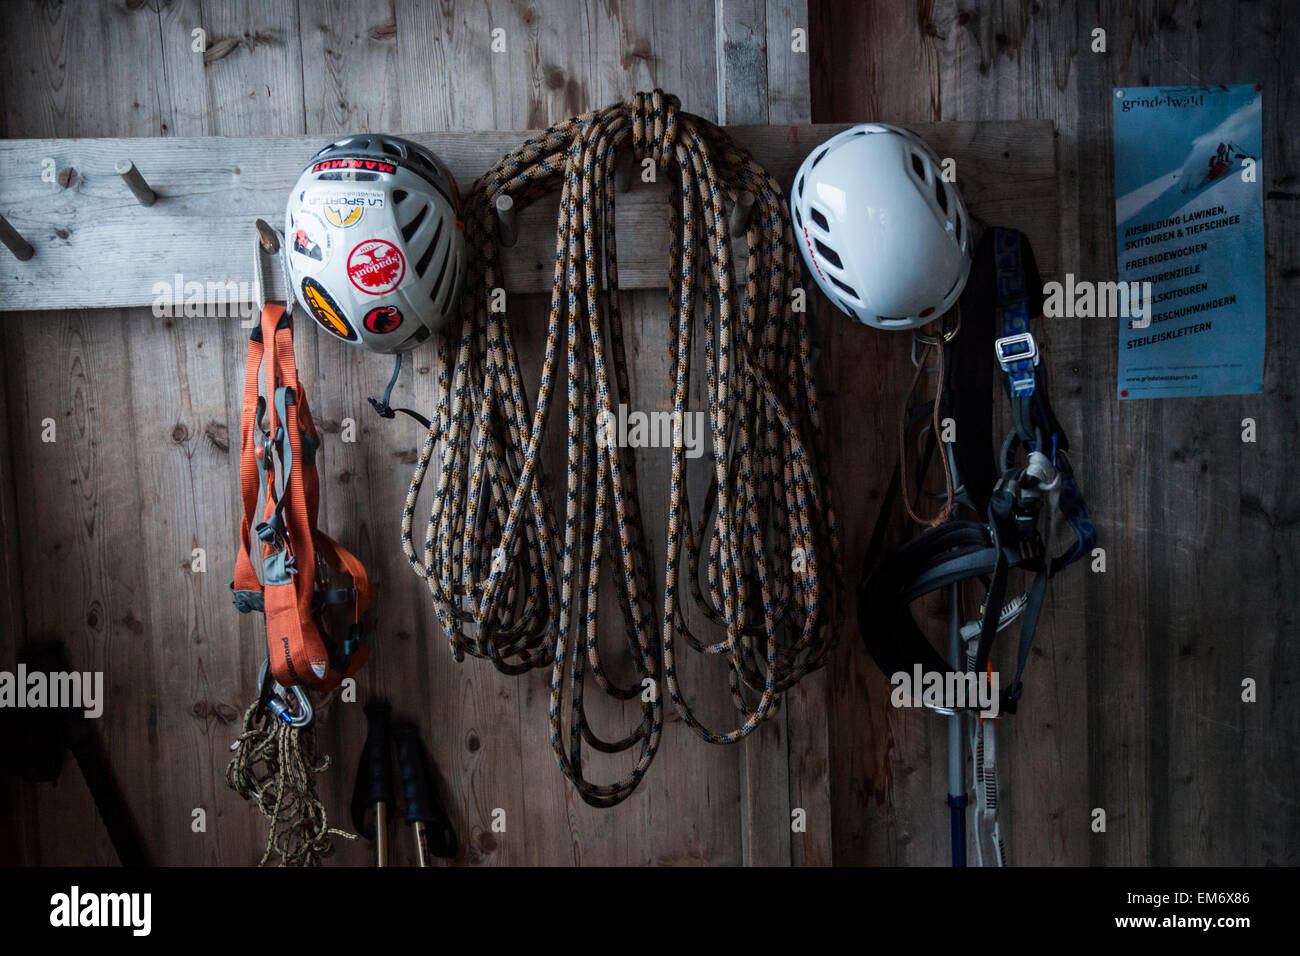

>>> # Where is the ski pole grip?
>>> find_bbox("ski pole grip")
[392,721,435,824]
[351,699,395,835]
[392,721,458,858]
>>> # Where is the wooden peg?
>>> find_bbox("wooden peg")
[115,159,157,206]
[495,194,518,248]
[0,214,34,261]
[729,190,755,238]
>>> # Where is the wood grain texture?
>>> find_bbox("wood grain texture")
[0,0,839,867]
[715,0,769,125]
[0,325,30,866]
[7,0,1269,869]
[0,0,178,867]
[765,1,811,126]
[810,0,1299,866]
[723,0,796,867]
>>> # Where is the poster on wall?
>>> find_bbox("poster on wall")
[1112,83,1265,399]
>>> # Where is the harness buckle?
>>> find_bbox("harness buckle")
[994,332,1039,397]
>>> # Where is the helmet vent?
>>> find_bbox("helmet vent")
[393,189,409,204]
[809,207,829,231]
[794,206,803,227]
[430,237,452,294]
[935,179,949,214]
[796,175,805,197]
[911,152,926,180]
[829,275,858,300]
[813,239,843,269]
[954,214,963,244]
[380,140,403,157]
[401,203,430,241]
[415,217,444,277]
[318,171,380,182]
[440,253,459,317]
[811,147,829,168]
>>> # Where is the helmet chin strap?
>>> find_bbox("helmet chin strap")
[367,350,431,428]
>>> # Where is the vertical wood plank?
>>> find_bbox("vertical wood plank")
[714,0,808,867]
[764,0,810,125]
[152,0,311,864]
[715,0,769,125]
[760,0,828,868]
[393,0,534,866]
[0,325,31,865]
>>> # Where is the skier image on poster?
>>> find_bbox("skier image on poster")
[1188,139,1255,194]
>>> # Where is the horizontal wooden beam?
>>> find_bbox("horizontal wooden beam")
[0,122,1056,311]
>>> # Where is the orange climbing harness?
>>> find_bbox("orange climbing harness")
[231,303,375,694]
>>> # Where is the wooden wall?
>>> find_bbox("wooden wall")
[809,0,1299,865]
[2,0,1296,867]
[0,0,823,866]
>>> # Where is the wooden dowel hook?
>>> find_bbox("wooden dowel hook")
[495,194,518,248]
[115,159,157,206]
[729,190,755,238]
[0,214,34,261]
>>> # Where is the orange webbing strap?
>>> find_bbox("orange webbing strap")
[232,317,268,599]
[259,305,329,687]
[231,304,376,691]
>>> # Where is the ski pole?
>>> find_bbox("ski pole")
[947,582,968,867]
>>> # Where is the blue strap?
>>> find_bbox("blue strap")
[990,228,1096,572]
[993,229,1037,396]
[1052,452,1097,573]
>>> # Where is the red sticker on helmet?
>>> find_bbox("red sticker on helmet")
[312,158,397,174]
[364,305,403,334]
[802,225,828,282]
[347,239,406,295]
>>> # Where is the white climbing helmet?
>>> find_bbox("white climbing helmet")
[284,134,466,353]
[792,123,972,330]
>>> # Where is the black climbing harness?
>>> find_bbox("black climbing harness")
[860,226,1096,714]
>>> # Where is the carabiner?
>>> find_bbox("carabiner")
[257,658,313,729]
[912,302,961,348]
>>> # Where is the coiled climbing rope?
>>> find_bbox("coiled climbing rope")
[402,90,839,806]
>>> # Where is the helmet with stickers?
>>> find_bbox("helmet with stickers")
[284,134,466,353]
